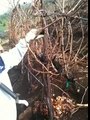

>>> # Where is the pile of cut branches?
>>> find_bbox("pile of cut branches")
[9,0,88,120]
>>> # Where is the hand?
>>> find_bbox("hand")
[25,29,44,43]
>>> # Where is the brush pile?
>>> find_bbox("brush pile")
[8,0,88,120]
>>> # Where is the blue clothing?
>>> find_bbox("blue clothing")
[0,57,5,73]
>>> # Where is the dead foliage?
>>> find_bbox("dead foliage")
[8,0,88,120]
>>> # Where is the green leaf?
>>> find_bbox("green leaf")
[66,80,70,89]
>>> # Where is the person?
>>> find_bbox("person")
[0,29,44,120]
